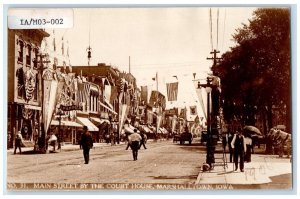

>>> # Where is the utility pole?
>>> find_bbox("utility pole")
[129,56,131,74]
[207,49,222,67]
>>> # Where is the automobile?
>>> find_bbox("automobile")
[179,132,193,145]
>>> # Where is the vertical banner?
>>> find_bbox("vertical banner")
[195,88,207,121]
[43,79,58,134]
[119,104,129,135]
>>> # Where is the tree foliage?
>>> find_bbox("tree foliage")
[212,8,291,132]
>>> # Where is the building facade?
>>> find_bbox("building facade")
[7,29,49,149]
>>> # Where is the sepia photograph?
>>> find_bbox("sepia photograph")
[4,5,294,193]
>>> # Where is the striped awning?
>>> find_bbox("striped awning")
[99,101,118,115]
[77,117,99,131]
[90,117,110,125]
[51,120,83,127]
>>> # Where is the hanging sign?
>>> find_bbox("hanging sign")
[60,104,83,111]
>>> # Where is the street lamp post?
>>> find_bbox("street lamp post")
[198,77,215,169]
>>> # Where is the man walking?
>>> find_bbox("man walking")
[80,126,93,164]
[231,130,246,172]
[139,131,147,149]
[128,129,142,161]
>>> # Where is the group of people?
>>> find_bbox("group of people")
[79,126,147,164]
[222,129,253,172]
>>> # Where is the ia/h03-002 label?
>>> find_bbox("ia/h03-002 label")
[8,8,73,29]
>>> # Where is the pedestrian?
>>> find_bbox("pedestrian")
[139,131,147,149]
[231,130,246,172]
[228,131,234,163]
[127,129,142,161]
[14,131,23,154]
[48,133,57,152]
[110,130,115,146]
[244,134,252,162]
[80,126,93,164]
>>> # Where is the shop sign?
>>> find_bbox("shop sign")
[60,105,83,111]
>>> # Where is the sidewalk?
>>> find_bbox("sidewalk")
[7,139,161,155]
[196,153,292,187]
[7,141,127,155]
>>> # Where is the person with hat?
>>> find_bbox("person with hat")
[231,129,247,172]
[14,131,23,154]
[127,129,142,161]
[80,126,93,164]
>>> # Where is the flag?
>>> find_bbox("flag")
[77,81,90,104]
[110,86,118,104]
[179,107,187,119]
[52,30,55,51]
[104,85,112,103]
[149,91,166,109]
[141,86,148,104]
[166,82,178,101]
[61,37,64,55]
[190,105,197,115]
[67,40,69,58]
[194,115,200,124]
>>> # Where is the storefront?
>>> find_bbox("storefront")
[51,120,82,144]
[7,103,41,148]
[77,117,99,142]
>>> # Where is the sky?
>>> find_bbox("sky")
[43,7,257,118]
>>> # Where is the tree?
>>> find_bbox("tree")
[212,8,291,133]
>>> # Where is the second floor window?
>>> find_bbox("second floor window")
[33,48,39,69]
[17,40,24,63]
[26,45,32,66]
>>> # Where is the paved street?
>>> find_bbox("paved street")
[6,140,293,191]
[7,140,205,185]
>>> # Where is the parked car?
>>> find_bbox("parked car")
[180,132,193,145]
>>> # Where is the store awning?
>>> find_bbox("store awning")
[124,126,134,134]
[77,117,99,131]
[99,101,118,115]
[51,120,83,127]
[90,117,110,125]
[124,124,139,134]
